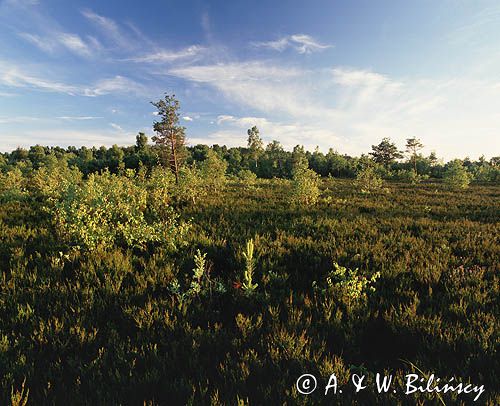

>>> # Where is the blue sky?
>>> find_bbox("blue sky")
[1,0,499,159]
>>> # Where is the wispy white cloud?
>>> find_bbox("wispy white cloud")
[85,75,148,97]
[448,5,500,46]
[201,11,213,42]
[18,32,55,52]
[0,90,17,97]
[332,68,396,87]
[215,115,234,125]
[253,34,332,54]
[109,122,123,131]
[57,116,103,120]
[170,61,302,82]
[81,9,133,50]
[130,45,205,63]
[0,63,80,94]
[196,114,344,151]
[0,115,42,124]
[19,31,98,57]
[79,8,206,64]
[182,116,193,121]
[0,61,149,97]
[0,115,103,124]
[169,61,319,117]
[2,0,39,8]
[59,33,93,57]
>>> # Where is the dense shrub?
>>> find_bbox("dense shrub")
[236,169,258,186]
[54,170,189,250]
[355,166,384,193]
[199,150,228,193]
[443,160,471,189]
[473,162,499,183]
[0,167,27,203]
[175,164,207,205]
[290,161,321,205]
[391,168,427,184]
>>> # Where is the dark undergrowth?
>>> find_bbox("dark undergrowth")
[1,178,498,405]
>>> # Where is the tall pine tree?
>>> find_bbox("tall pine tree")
[152,94,186,183]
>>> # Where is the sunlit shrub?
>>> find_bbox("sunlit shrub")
[10,378,29,406]
[443,160,471,189]
[199,150,228,193]
[146,166,176,214]
[0,168,27,203]
[175,164,207,205]
[29,161,83,205]
[236,169,257,188]
[168,249,226,301]
[290,162,321,206]
[54,170,189,250]
[355,166,383,193]
[313,262,380,304]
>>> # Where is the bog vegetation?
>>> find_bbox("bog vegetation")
[0,95,499,405]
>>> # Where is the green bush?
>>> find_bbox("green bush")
[29,161,83,206]
[392,169,427,184]
[54,170,189,250]
[355,165,384,193]
[474,163,499,183]
[199,150,228,193]
[175,164,207,205]
[290,162,321,206]
[313,262,380,305]
[236,169,257,186]
[0,168,27,203]
[443,160,471,189]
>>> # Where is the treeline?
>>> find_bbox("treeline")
[1,135,498,182]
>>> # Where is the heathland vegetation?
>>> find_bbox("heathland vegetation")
[0,95,498,405]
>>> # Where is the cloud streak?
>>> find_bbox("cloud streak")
[19,31,98,57]
[253,34,332,54]
[129,45,205,63]
[81,8,130,50]
[0,61,150,97]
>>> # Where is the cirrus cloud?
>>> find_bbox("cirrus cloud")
[252,33,332,54]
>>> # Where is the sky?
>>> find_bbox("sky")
[0,0,499,159]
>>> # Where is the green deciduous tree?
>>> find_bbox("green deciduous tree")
[247,126,263,169]
[135,132,148,152]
